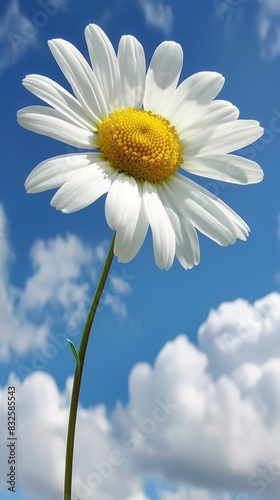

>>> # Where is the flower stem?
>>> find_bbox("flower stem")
[64,233,116,500]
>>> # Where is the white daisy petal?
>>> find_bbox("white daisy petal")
[179,101,240,153]
[172,174,249,246]
[177,100,239,136]
[200,120,264,154]
[157,182,200,269]
[25,152,104,193]
[22,75,95,130]
[164,71,225,123]
[117,35,146,108]
[189,208,235,245]
[17,106,96,149]
[143,181,176,270]
[210,196,249,241]
[105,174,149,262]
[144,41,183,115]
[180,126,218,157]
[105,173,140,229]
[48,39,108,124]
[114,199,149,263]
[85,24,122,112]
[182,153,264,185]
[181,71,225,103]
[51,163,117,213]
[175,219,200,269]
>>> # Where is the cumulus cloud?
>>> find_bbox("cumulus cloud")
[20,233,94,323]
[20,236,132,323]
[2,290,280,499]
[0,205,130,361]
[113,333,280,498]
[0,372,147,500]
[198,292,280,377]
[137,0,174,36]
[257,0,280,59]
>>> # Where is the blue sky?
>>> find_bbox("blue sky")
[0,0,280,499]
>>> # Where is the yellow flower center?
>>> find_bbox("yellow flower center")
[97,107,184,182]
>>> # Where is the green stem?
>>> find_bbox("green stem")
[64,233,116,500]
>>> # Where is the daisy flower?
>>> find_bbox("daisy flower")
[17,24,263,270]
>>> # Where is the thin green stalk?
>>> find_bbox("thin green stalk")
[64,233,116,500]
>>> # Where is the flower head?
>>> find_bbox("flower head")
[17,24,264,270]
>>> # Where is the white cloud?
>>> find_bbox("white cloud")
[137,0,174,36]
[113,334,277,497]
[3,290,280,499]
[0,0,70,76]
[0,205,130,361]
[0,205,47,360]
[101,291,129,318]
[20,233,93,321]
[110,272,132,295]
[160,486,231,500]
[257,0,280,59]
[214,0,280,59]
[100,271,133,319]
[259,0,280,15]
[21,237,132,322]
[0,0,37,75]
[0,372,147,500]
[198,292,280,377]
[97,0,173,36]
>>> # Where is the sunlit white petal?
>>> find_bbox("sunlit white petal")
[105,174,149,262]
[48,39,108,124]
[157,182,200,269]
[199,120,264,154]
[182,154,264,185]
[51,163,116,213]
[22,74,95,130]
[144,41,183,115]
[85,24,122,112]
[17,106,96,149]
[177,100,239,137]
[117,35,146,108]
[164,71,225,123]
[114,199,149,263]
[143,182,176,270]
[172,174,249,246]
[25,153,104,193]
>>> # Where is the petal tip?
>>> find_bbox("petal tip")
[47,39,54,49]
[256,167,264,183]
